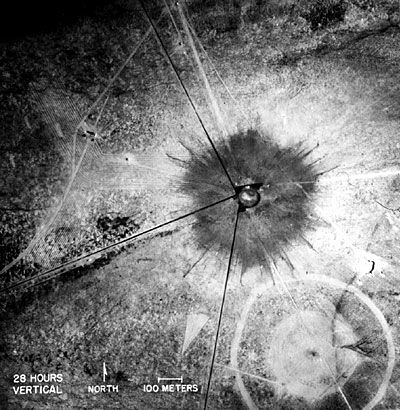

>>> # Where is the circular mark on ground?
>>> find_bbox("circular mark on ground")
[231,274,395,410]
[237,185,261,210]
[268,310,359,401]
[174,129,320,274]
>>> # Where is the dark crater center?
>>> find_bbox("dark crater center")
[175,129,322,277]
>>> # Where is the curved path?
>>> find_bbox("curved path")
[231,274,395,410]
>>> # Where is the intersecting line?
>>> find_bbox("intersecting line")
[138,0,236,191]
[151,4,355,406]
[0,11,168,278]
[203,205,240,410]
[249,214,355,410]
[1,194,236,294]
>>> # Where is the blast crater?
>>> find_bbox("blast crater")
[177,129,322,276]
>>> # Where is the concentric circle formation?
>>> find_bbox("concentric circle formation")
[176,129,321,274]
[231,275,395,410]
[268,310,359,401]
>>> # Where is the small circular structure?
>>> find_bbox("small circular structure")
[176,129,320,275]
[231,275,395,410]
[238,186,261,209]
[268,310,359,401]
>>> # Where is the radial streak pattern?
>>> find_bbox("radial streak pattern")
[1,1,399,410]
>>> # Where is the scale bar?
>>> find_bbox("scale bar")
[158,377,183,383]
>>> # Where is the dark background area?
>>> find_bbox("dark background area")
[2,0,397,42]
[0,0,130,41]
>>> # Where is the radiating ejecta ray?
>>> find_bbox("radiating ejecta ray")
[182,313,209,355]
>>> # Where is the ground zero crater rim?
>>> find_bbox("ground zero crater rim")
[175,128,323,277]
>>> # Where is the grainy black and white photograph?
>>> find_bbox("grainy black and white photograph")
[1,0,400,409]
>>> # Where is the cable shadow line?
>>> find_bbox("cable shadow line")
[1,194,236,294]
[203,205,240,410]
[249,216,354,410]
[138,0,236,191]
[1,10,166,276]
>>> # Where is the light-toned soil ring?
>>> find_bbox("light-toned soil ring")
[268,310,359,401]
[231,274,395,410]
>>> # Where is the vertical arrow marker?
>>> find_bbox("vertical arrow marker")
[103,362,107,383]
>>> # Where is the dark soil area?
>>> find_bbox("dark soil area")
[1,0,400,409]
